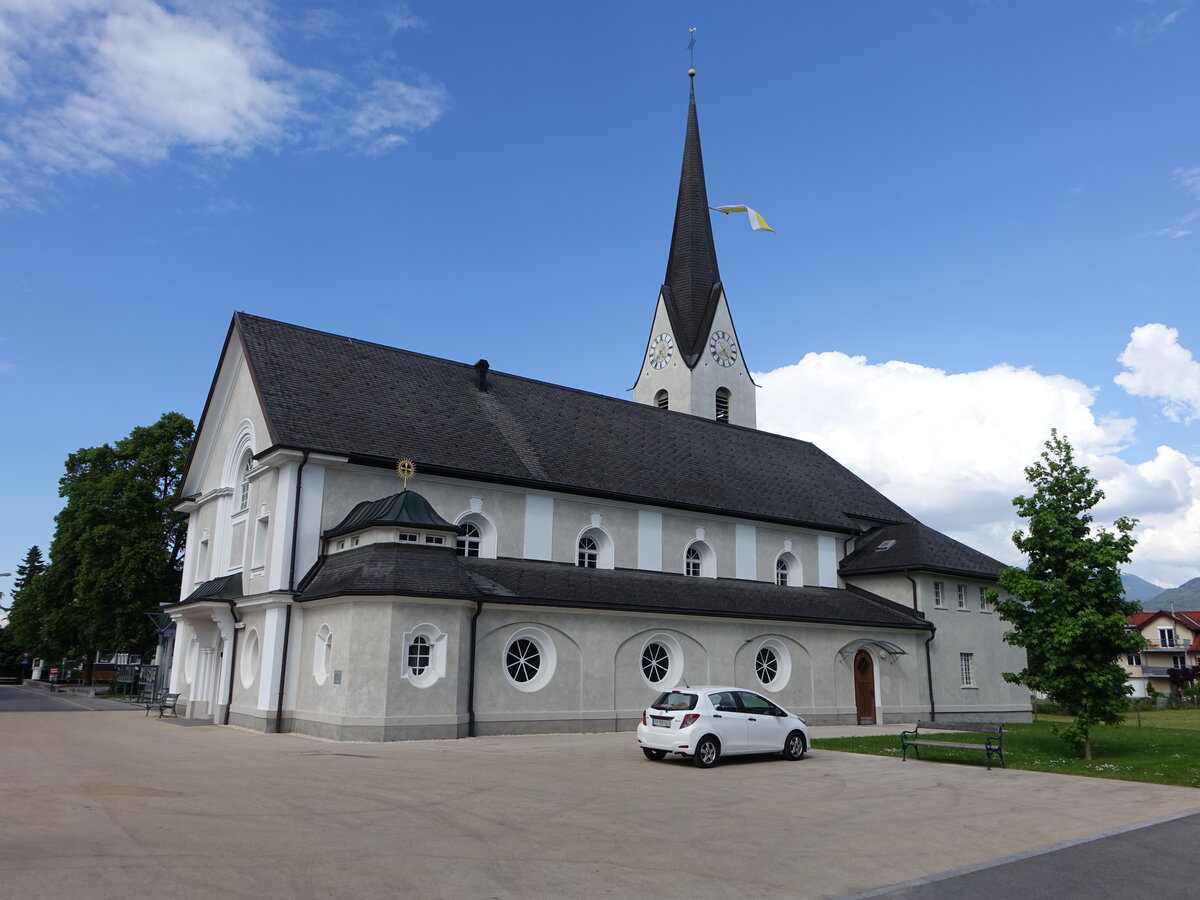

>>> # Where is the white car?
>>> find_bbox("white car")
[636,685,811,768]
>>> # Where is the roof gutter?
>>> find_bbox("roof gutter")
[467,599,483,737]
[905,570,937,722]
[223,599,241,726]
[276,450,309,734]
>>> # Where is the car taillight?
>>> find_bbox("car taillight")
[642,710,647,726]
[679,713,699,729]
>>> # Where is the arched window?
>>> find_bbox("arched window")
[457,522,481,557]
[715,387,731,423]
[655,389,669,410]
[454,512,497,559]
[575,527,614,569]
[237,449,253,511]
[402,625,447,688]
[313,625,332,685]
[775,551,801,587]
[685,541,714,578]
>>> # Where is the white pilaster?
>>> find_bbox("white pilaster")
[523,495,554,561]
[735,524,756,580]
[638,510,663,571]
[258,603,289,711]
[818,535,839,588]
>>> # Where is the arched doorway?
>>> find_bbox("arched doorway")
[853,650,876,725]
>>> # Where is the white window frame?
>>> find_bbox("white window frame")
[503,627,556,693]
[684,541,714,578]
[576,526,614,569]
[1160,627,1177,648]
[455,512,497,559]
[957,584,967,610]
[933,582,945,609]
[240,627,260,688]
[313,624,333,685]
[754,638,792,692]
[960,652,975,688]
[639,633,684,689]
[402,624,447,688]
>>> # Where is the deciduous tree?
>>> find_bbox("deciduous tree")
[15,413,194,666]
[994,430,1143,760]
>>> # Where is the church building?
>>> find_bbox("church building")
[166,72,1030,740]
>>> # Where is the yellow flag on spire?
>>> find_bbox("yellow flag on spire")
[712,205,775,232]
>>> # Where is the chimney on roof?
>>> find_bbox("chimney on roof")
[474,359,489,391]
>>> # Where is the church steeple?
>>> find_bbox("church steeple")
[662,72,723,369]
[633,70,757,429]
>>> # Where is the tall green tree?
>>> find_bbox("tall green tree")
[0,546,49,662]
[24,412,194,664]
[995,430,1143,760]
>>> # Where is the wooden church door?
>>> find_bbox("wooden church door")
[853,650,876,725]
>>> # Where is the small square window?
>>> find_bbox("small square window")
[424,535,444,545]
[398,532,418,543]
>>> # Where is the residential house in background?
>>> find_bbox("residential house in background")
[1122,610,1200,697]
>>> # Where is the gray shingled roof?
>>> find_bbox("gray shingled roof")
[840,522,1006,579]
[662,75,723,368]
[179,574,243,604]
[297,544,932,631]
[232,313,915,534]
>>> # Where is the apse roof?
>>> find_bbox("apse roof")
[324,490,464,538]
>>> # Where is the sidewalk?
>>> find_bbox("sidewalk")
[2,692,1197,899]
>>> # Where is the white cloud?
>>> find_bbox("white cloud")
[1115,323,1200,422]
[756,350,1200,587]
[0,0,447,202]
[1174,166,1200,200]
[1117,5,1189,40]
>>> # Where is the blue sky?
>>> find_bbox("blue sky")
[1,1,1198,597]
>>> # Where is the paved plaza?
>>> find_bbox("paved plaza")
[2,684,1197,898]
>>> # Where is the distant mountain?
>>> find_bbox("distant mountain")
[1122,574,1164,605]
[1146,577,1200,613]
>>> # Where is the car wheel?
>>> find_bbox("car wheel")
[782,730,807,760]
[642,748,667,760]
[693,735,720,768]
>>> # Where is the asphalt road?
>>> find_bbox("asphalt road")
[2,684,1198,899]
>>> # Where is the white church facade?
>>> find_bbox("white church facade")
[165,74,1030,740]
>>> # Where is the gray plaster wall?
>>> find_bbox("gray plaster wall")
[279,596,939,740]
[755,527,820,585]
[845,570,1030,722]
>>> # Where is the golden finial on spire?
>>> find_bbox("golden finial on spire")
[688,26,697,76]
[395,458,416,489]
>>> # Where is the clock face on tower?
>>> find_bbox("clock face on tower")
[649,333,674,369]
[709,330,737,367]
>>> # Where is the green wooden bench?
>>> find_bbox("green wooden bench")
[901,721,1005,770]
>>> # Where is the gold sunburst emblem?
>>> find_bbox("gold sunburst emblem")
[395,458,416,489]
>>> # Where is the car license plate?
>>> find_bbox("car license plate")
[651,716,671,728]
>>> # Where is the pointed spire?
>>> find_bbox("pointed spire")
[662,71,723,368]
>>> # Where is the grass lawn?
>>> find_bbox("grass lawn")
[813,716,1200,788]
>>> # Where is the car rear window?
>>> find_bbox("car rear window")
[651,691,697,711]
